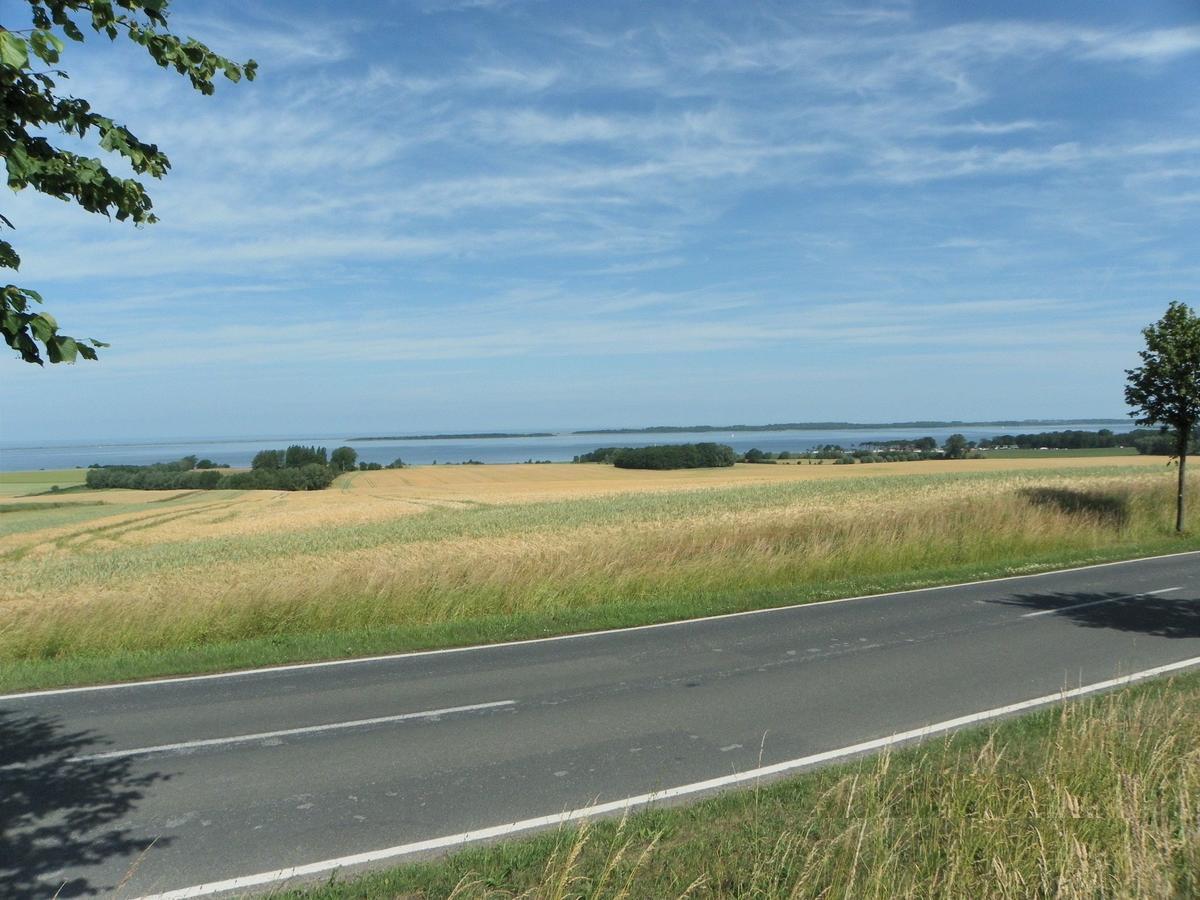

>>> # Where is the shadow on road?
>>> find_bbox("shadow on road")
[0,710,169,898]
[993,590,1200,639]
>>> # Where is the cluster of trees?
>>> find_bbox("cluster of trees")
[741,434,975,465]
[573,443,737,469]
[615,443,738,469]
[84,445,402,492]
[980,428,1127,450]
[573,447,627,463]
[860,437,940,452]
[978,428,1189,456]
[742,448,783,463]
[85,456,234,490]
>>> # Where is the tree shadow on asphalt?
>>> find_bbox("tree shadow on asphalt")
[0,710,169,899]
[992,590,1200,639]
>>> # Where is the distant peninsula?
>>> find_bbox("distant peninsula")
[350,432,555,441]
[571,419,1130,436]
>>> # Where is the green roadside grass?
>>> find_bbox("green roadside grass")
[1,537,1196,694]
[281,669,1200,899]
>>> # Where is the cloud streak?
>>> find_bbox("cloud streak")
[5,0,1196,439]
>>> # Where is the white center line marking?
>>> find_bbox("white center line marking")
[1021,587,1182,618]
[130,655,1200,900]
[71,700,517,762]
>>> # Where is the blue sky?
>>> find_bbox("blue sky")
[4,0,1199,441]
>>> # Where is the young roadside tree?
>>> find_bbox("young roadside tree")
[1124,301,1200,533]
[2,1,256,365]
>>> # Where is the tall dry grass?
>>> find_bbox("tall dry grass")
[295,675,1200,899]
[0,470,1194,665]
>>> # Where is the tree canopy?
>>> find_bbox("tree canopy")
[2,0,255,364]
[1124,301,1200,532]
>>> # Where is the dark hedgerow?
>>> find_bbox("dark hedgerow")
[85,449,341,492]
[611,443,737,470]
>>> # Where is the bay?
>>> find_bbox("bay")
[0,422,1128,472]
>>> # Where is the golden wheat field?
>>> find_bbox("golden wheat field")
[1,456,1196,679]
[0,455,1175,549]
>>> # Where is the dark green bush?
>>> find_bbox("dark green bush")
[87,447,341,492]
[612,443,737,470]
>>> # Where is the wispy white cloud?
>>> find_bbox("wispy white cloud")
[7,1,1198,440]
[1081,26,1200,62]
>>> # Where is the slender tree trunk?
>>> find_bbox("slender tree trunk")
[1177,430,1188,533]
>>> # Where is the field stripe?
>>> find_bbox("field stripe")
[3,549,1197,702]
[69,701,516,762]
[129,654,1200,899]
[1020,586,1182,618]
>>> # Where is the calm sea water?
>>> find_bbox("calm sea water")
[0,423,1128,472]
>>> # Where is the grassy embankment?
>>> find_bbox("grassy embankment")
[1,460,1196,692]
[284,670,1200,899]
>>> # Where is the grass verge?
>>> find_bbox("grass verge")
[282,669,1200,899]
[1,539,1196,694]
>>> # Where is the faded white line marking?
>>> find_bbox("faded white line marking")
[71,701,516,762]
[1021,587,1182,619]
[6,550,1197,701]
[130,655,1200,900]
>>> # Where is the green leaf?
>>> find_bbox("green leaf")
[29,313,58,342]
[30,30,63,65]
[0,241,19,270]
[0,31,30,69]
[47,335,78,364]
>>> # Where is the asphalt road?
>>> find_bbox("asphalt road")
[3,552,1199,898]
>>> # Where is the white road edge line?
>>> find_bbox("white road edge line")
[131,655,1200,900]
[1020,586,1182,618]
[69,701,516,762]
[5,549,1197,701]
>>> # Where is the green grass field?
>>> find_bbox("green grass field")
[286,670,1200,899]
[979,448,1140,459]
[0,468,88,497]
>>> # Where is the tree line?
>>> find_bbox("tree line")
[978,428,1190,455]
[574,443,738,469]
[84,445,404,491]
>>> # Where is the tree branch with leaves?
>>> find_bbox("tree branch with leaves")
[1,0,255,364]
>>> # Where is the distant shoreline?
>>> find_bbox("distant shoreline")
[569,419,1131,436]
[344,420,1132,442]
[350,432,556,441]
